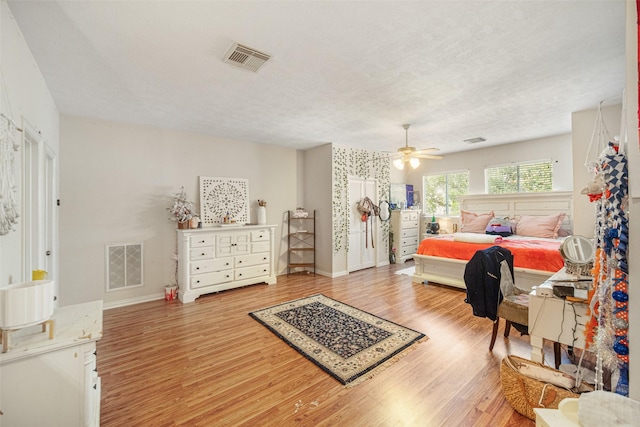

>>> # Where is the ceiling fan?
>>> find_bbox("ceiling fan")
[389,124,443,170]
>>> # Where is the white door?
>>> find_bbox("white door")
[22,127,42,280]
[347,177,377,272]
[44,145,57,296]
[22,124,56,298]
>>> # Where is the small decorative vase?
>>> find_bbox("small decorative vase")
[177,221,189,229]
[257,206,267,225]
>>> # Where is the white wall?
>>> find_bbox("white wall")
[571,104,622,236]
[625,0,638,400]
[59,116,298,307]
[303,144,333,276]
[406,133,573,195]
[0,2,59,288]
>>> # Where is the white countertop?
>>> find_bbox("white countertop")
[177,224,276,233]
[0,300,103,365]
[533,267,592,300]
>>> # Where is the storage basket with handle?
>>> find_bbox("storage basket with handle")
[500,355,592,420]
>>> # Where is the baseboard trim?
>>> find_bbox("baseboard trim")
[104,293,165,310]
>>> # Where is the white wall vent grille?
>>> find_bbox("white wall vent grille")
[223,43,271,72]
[463,137,487,144]
[106,243,143,292]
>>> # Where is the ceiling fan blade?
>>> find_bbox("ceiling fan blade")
[413,154,444,160]
[381,152,402,158]
[414,147,440,154]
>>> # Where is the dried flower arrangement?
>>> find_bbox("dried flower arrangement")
[168,186,195,224]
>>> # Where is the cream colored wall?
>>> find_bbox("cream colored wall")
[302,144,333,275]
[59,116,298,306]
[406,133,573,196]
[0,3,59,288]
[571,104,622,236]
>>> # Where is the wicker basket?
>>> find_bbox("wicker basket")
[500,355,584,420]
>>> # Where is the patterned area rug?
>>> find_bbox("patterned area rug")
[249,294,427,386]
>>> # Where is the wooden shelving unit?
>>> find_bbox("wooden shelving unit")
[287,210,316,276]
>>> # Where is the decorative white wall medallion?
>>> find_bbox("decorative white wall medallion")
[199,177,249,225]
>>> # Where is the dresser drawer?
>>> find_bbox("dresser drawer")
[401,236,419,247]
[235,253,270,268]
[190,247,215,261]
[191,270,233,288]
[235,264,270,281]
[252,242,270,253]
[190,235,215,248]
[251,229,270,242]
[400,228,418,238]
[401,211,419,222]
[399,246,417,256]
[190,258,233,275]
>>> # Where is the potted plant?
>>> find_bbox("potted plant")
[168,186,195,229]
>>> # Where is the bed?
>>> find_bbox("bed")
[412,192,573,290]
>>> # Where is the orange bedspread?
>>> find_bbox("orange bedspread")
[416,235,564,272]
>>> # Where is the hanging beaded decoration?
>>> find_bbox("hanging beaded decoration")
[584,142,629,396]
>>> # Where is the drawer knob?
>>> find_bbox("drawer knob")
[238,260,242,264]
[238,273,242,277]
[196,267,200,270]
[201,253,205,256]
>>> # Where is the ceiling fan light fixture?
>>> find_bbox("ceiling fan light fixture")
[393,158,405,170]
[409,158,420,169]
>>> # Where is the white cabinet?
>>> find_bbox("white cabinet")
[0,301,103,427]
[391,210,421,263]
[177,225,276,303]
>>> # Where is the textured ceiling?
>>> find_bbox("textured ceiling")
[7,1,626,155]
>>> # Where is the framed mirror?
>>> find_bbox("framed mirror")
[379,201,390,221]
[559,235,595,277]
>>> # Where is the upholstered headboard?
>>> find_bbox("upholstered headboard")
[458,191,573,235]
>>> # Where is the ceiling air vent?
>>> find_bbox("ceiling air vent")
[463,137,486,144]
[223,43,271,72]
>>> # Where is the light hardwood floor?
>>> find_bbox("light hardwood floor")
[98,262,560,426]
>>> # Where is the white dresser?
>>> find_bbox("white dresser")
[390,210,421,263]
[0,300,103,427]
[177,225,277,303]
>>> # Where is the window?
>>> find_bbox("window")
[485,160,552,194]
[423,171,469,215]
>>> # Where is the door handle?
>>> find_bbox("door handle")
[46,250,51,256]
